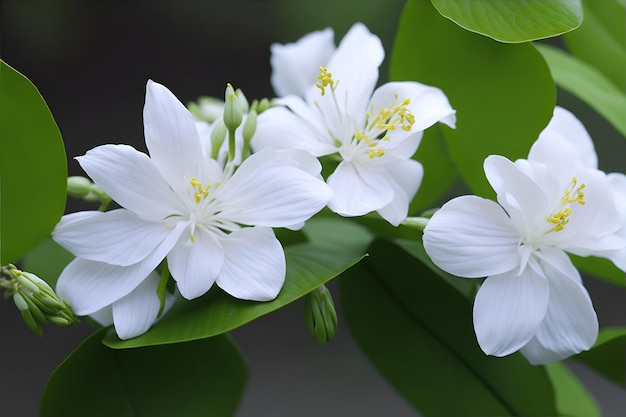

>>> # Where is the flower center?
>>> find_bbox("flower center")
[545,176,586,233]
[189,176,211,205]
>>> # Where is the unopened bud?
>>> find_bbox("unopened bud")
[67,176,93,198]
[256,97,272,114]
[223,83,243,132]
[235,88,249,113]
[210,119,228,158]
[242,110,257,143]
[188,97,225,123]
[305,285,338,344]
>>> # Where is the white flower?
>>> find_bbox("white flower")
[53,80,333,339]
[253,23,456,226]
[423,107,625,364]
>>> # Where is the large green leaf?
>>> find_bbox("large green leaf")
[340,238,558,416]
[545,362,600,417]
[104,242,365,348]
[40,329,247,417]
[537,44,626,138]
[0,60,67,264]
[432,0,582,43]
[572,327,626,387]
[563,0,626,92]
[391,0,555,197]
[22,237,73,288]
[571,253,626,287]
[410,125,458,213]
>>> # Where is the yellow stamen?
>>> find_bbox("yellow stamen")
[368,147,385,159]
[315,66,336,96]
[189,176,210,204]
[368,95,415,133]
[545,177,586,233]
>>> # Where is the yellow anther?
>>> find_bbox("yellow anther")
[562,177,586,205]
[545,177,586,233]
[189,234,196,243]
[368,95,415,133]
[355,130,369,143]
[189,176,210,204]
[368,147,385,159]
[315,66,335,96]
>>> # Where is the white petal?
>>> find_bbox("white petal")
[423,195,520,278]
[376,159,423,226]
[473,267,549,357]
[217,227,285,301]
[56,222,186,315]
[89,305,113,327]
[252,105,336,156]
[143,80,208,192]
[270,27,335,97]
[327,161,394,217]
[309,23,383,119]
[112,271,163,340]
[77,144,178,221]
[53,209,171,266]
[370,81,456,134]
[521,249,599,364]
[484,155,550,234]
[530,107,598,169]
[215,148,333,227]
[167,228,224,299]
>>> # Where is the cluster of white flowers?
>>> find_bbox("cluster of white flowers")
[52,22,624,367]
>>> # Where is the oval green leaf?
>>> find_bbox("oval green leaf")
[103,242,365,348]
[563,0,626,92]
[391,0,555,197]
[340,238,558,416]
[432,0,582,43]
[40,329,247,417]
[0,60,67,265]
[536,44,626,139]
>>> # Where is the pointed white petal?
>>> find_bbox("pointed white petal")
[112,272,163,340]
[522,249,599,363]
[370,81,456,134]
[143,80,208,192]
[310,23,383,119]
[376,159,423,226]
[215,149,333,227]
[167,228,224,300]
[270,27,335,97]
[473,267,550,357]
[53,209,171,266]
[484,155,550,234]
[252,106,336,156]
[423,195,520,277]
[77,144,178,221]
[530,107,597,169]
[217,227,285,301]
[327,161,394,217]
[56,222,186,315]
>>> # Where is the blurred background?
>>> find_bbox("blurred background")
[1,1,624,416]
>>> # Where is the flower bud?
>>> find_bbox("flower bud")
[223,83,243,132]
[188,97,225,123]
[256,97,272,114]
[242,110,257,144]
[210,118,228,159]
[1,264,79,335]
[305,285,338,344]
[67,176,93,198]
[235,88,249,113]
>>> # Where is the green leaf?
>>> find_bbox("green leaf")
[340,238,558,416]
[0,60,67,265]
[570,253,626,287]
[40,329,247,417]
[563,0,626,92]
[391,0,555,197]
[410,125,458,213]
[21,237,73,288]
[536,44,626,138]
[545,362,600,417]
[572,327,626,387]
[432,0,582,43]
[103,242,365,348]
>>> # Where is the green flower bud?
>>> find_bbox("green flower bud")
[223,83,243,132]
[67,176,93,198]
[210,118,228,159]
[242,110,257,144]
[235,88,249,113]
[256,97,272,114]
[305,285,338,344]
[188,96,225,123]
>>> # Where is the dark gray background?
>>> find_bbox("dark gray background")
[1,1,624,416]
